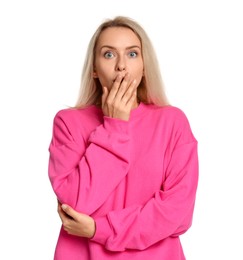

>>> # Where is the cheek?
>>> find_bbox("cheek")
[96,61,113,77]
[134,65,144,80]
[133,59,144,75]
[95,68,114,88]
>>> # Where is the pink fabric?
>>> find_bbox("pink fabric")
[48,103,198,259]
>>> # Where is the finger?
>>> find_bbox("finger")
[126,88,137,107]
[114,73,131,101]
[121,79,137,104]
[106,75,122,102]
[57,201,67,218]
[61,204,79,220]
[58,205,70,224]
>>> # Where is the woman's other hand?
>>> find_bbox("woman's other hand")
[57,202,96,238]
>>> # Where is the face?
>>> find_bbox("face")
[94,27,144,90]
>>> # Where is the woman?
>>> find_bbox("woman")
[48,16,198,260]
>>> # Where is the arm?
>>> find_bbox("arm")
[48,114,130,215]
[91,140,199,251]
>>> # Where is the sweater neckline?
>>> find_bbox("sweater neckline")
[90,102,148,119]
[130,102,147,118]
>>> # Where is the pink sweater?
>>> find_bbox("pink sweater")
[48,103,198,260]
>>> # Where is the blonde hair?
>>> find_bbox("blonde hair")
[75,16,169,108]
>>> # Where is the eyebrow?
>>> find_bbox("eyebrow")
[100,45,141,50]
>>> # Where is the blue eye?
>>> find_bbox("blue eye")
[129,51,137,58]
[104,52,114,59]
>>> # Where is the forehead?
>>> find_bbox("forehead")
[96,27,141,49]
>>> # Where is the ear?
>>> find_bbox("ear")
[93,68,98,78]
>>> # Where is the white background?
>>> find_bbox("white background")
[1,0,242,259]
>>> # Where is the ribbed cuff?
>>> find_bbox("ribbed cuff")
[103,117,129,135]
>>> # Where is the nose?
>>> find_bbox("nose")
[116,57,126,71]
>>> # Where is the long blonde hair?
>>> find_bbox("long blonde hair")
[75,16,169,108]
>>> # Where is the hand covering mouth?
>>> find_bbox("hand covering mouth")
[112,74,126,82]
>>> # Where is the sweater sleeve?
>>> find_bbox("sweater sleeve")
[91,139,199,251]
[48,111,130,215]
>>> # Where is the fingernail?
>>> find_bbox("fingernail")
[61,204,67,210]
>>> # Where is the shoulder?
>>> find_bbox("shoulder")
[55,105,100,119]
[162,106,190,126]
[145,104,197,143]
[53,106,102,124]
[52,106,103,134]
[51,106,103,142]
[158,105,187,117]
[144,104,189,125]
